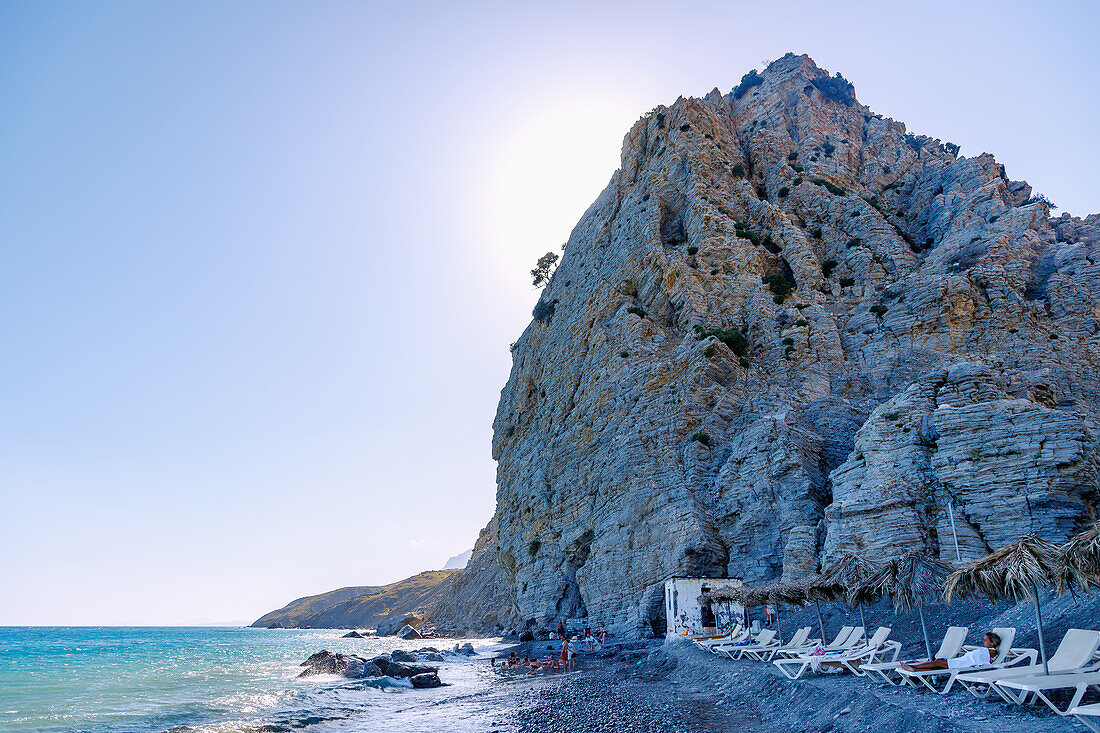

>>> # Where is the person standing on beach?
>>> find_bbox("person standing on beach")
[556,620,565,639]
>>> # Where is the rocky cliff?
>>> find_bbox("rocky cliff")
[433,53,1099,637]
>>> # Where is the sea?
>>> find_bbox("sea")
[0,627,513,733]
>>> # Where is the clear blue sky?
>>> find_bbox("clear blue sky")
[1,0,1096,625]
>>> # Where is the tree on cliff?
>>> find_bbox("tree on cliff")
[530,251,559,287]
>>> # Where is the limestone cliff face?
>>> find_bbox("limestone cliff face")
[450,54,1100,636]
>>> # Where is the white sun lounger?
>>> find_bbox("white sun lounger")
[1070,702,1100,732]
[772,626,862,660]
[702,626,754,654]
[996,669,1100,715]
[896,627,1029,695]
[863,626,967,686]
[773,626,895,680]
[720,628,777,660]
[744,627,816,662]
[955,628,1100,701]
[694,625,745,650]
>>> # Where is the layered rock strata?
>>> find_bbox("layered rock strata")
[439,54,1100,636]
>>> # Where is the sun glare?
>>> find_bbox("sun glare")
[479,97,641,300]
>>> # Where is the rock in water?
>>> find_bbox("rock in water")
[390,649,418,663]
[299,650,437,681]
[410,672,443,689]
[396,624,422,640]
[342,631,364,638]
[383,659,439,678]
[428,52,1100,638]
[299,650,375,678]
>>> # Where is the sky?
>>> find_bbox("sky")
[1,0,1097,626]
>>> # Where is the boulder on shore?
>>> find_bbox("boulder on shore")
[396,624,422,640]
[377,612,425,636]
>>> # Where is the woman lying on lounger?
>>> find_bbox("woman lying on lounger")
[900,631,999,672]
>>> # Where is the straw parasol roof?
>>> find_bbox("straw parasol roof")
[943,534,1062,674]
[1057,520,1100,595]
[810,553,883,607]
[849,550,953,659]
[850,550,954,612]
[774,574,818,606]
[703,585,743,604]
[943,534,1061,604]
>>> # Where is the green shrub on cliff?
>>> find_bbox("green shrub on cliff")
[732,69,763,99]
[763,271,795,303]
[689,431,711,446]
[811,73,856,105]
[694,325,749,355]
[527,540,541,557]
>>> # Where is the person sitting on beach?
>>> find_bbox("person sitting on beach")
[596,626,607,644]
[900,632,999,672]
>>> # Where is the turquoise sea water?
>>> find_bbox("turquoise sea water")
[0,627,507,732]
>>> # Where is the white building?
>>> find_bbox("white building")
[664,576,743,637]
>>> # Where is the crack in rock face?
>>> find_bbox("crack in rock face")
[431,53,1100,638]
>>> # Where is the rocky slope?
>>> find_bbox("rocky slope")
[252,570,456,629]
[430,53,1100,638]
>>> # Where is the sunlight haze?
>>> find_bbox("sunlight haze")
[1,0,1097,626]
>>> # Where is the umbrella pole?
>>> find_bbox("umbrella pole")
[918,606,932,660]
[859,605,867,632]
[814,601,826,643]
[1031,582,1049,675]
[776,605,782,641]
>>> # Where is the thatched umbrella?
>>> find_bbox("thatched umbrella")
[1057,520,1100,595]
[850,550,954,660]
[755,580,791,639]
[714,582,785,637]
[699,586,742,633]
[809,554,884,631]
[944,534,1061,674]
[777,574,828,643]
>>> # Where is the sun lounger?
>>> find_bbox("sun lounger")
[1071,702,1100,732]
[955,628,1100,701]
[706,628,761,655]
[895,627,1027,695]
[743,627,816,662]
[772,626,862,660]
[701,626,753,653]
[772,626,895,680]
[694,625,745,650]
[863,626,967,686]
[996,669,1100,715]
[720,628,777,660]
